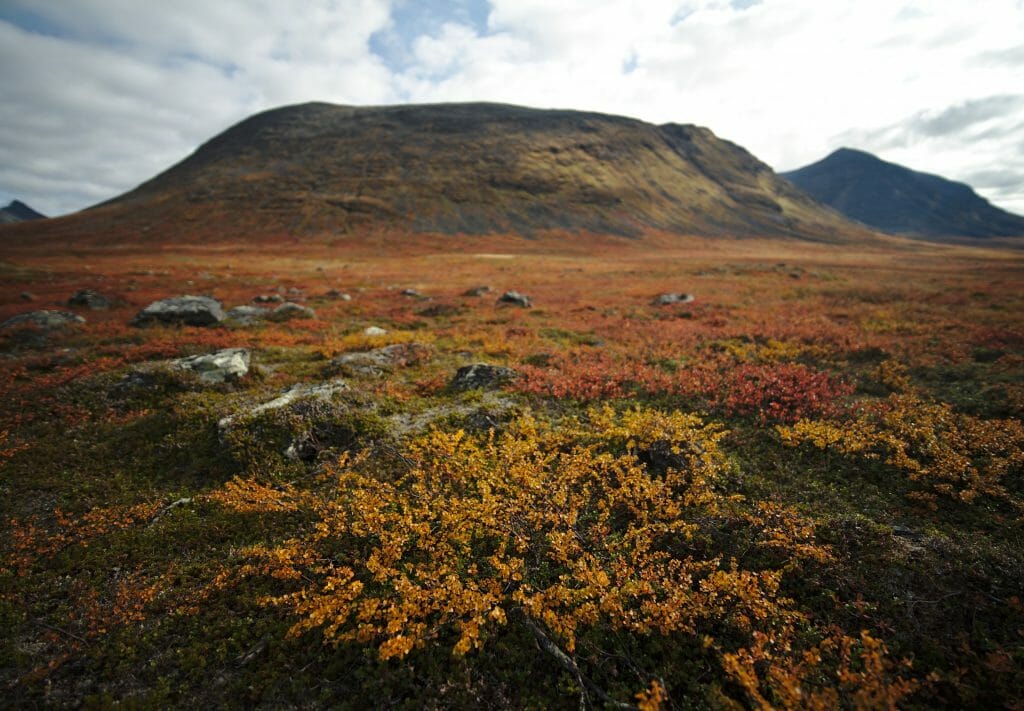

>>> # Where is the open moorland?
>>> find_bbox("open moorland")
[1,232,1023,708]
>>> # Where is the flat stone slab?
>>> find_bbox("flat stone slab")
[131,295,226,327]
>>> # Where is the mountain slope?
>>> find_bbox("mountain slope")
[781,148,1024,239]
[5,102,870,245]
[0,200,46,224]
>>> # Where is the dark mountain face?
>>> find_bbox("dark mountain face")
[0,200,46,224]
[781,148,1024,239]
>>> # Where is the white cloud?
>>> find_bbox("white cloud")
[1,0,1023,217]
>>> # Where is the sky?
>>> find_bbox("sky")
[1,0,1022,217]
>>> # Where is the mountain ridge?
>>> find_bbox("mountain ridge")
[5,102,874,246]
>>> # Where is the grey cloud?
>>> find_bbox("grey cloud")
[969,45,1024,67]
[0,1,396,216]
[914,95,1024,137]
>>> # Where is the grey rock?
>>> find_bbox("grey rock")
[326,343,429,378]
[450,363,519,391]
[653,293,695,306]
[131,295,225,327]
[463,286,492,297]
[226,305,269,324]
[1,310,85,330]
[497,290,532,308]
[68,289,112,310]
[401,288,423,298]
[325,289,352,301]
[253,294,284,304]
[268,302,316,321]
[173,348,250,384]
[362,326,387,337]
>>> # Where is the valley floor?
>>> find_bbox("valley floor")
[1,235,1023,708]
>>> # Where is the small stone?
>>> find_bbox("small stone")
[267,302,316,321]
[173,348,250,384]
[226,305,269,324]
[449,363,519,391]
[131,295,225,327]
[401,288,424,298]
[326,343,430,378]
[497,290,532,308]
[325,290,352,301]
[463,286,492,297]
[68,289,112,310]
[653,293,695,306]
[1,310,85,330]
[363,326,387,337]
[253,294,284,304]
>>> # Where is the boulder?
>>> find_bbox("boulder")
[326,343,430,378]
[497,290,532,308]
[463,286,492,297]
[401,288,424,298]
[131,295,225,327]
[1,310,85,330]
[253,294,283,304]
[363,326,388,337]
[325,289,352,301]
[68,289,112,310]
[449,363,519,391]
[268,302,315,321]
[173,348,250,384]
[653,293,694,306]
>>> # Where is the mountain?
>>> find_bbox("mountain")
[781,148,1024,239]
[3,102,871,246]
[0,200,46,224]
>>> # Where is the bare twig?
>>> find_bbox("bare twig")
[515,611,636,711]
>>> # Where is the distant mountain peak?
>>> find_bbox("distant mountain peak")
[0,199,46,224]
[781,149,1024,239]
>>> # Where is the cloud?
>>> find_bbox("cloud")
[1,0,1023,217]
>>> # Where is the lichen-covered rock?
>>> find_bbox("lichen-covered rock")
[173,348,250,384]
[131,295,225,327]
[1,310,85,330]
[653,292,694,306]
[68,289,112,310]
[217,379,362,466]
[449,363,519,391]
[463,286,492,297]
[267,302,316,321]
[497,290,532,308]
[363,326,387,337]
[326,343,430,378]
